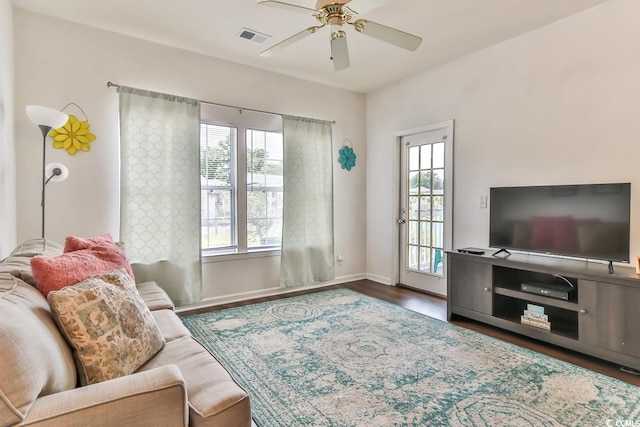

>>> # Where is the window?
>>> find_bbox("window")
[200,106,283,255]
[246,129,284,248]
[407,141,445,275]
[200,124,236,250]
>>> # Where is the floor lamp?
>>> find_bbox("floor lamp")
[26,105,69,238]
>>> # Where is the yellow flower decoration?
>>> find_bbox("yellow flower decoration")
[49,114,96,155]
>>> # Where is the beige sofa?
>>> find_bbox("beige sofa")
[0,239,251,427]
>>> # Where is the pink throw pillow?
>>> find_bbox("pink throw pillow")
[64,233,114,252]
[31,241,135,297]
[64,233,134,279]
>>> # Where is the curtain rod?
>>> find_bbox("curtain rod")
[106,81,335,124]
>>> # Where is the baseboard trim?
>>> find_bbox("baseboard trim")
[397,283,447,300]
[365,273,392,286]
[176,273,367,314]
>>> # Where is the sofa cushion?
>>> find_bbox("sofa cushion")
[152,309,191,342]
[0,273,77,425]
[31,240,135,297]
[0,239,63,286]
[137,281,175,311]
[48,269,165,386]
[138,336,251,427]
[9,238,64,258]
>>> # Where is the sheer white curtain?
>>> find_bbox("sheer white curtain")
[119,87,202,306]
[280,115,334,288]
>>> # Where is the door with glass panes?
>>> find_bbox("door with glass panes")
[398,121,453,295]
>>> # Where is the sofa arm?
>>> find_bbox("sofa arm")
[20,365,188,427]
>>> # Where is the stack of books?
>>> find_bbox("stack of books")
[520,304,551,331]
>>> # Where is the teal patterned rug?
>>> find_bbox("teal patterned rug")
[181,289,639,427]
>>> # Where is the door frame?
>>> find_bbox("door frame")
[391,120,455,289]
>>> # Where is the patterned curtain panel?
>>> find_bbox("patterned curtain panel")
[280,115,334,288]
[119,87,202,306]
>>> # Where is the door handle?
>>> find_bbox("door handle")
[398,208,406,224]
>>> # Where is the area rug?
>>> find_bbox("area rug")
[181,289,639,427]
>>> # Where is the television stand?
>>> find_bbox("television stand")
[492,248,511,257]
[447,251,640,372]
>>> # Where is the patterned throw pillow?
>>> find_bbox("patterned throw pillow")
[94,268,149,314]
[47,268,165,385]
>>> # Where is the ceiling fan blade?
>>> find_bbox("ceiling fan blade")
[260,26,323,57]
[257,0,318,15]
[344,0,394,15]
[330,30,350,71]
[353,19,422,51]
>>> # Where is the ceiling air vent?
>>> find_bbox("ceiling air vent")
[237,28,271,44]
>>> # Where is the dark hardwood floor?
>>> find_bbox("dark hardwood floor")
[180,279,639,387]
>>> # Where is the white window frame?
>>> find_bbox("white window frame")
[200,105,283,258]
[200,121,238,253]
[245,128,284,250]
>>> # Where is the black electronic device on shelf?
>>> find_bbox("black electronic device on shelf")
[457,247,485,255]
[520,273,576,300]
[520,281,574,300]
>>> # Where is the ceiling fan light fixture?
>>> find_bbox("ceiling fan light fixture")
[258,0,422,69]
[330,29,346,41]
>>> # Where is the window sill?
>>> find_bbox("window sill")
[202,249,281,263]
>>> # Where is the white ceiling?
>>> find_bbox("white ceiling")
[11,0,609,93]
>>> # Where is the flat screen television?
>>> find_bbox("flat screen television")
[489,183,631,262]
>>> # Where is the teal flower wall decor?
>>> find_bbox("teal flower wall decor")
[338,145,356,171]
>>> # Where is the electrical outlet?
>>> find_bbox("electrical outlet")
[337,254,344,262]
[478,196,487,209]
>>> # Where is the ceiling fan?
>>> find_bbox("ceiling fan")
[258,0,422,71]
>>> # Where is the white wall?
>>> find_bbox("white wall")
[13,9,367,304]
[0,0,15,258]
[366,0,640,285]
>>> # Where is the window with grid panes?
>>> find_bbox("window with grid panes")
[200,118,283,254]
[407,141,445,275]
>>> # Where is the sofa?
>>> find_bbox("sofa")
[0,239,251,427]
